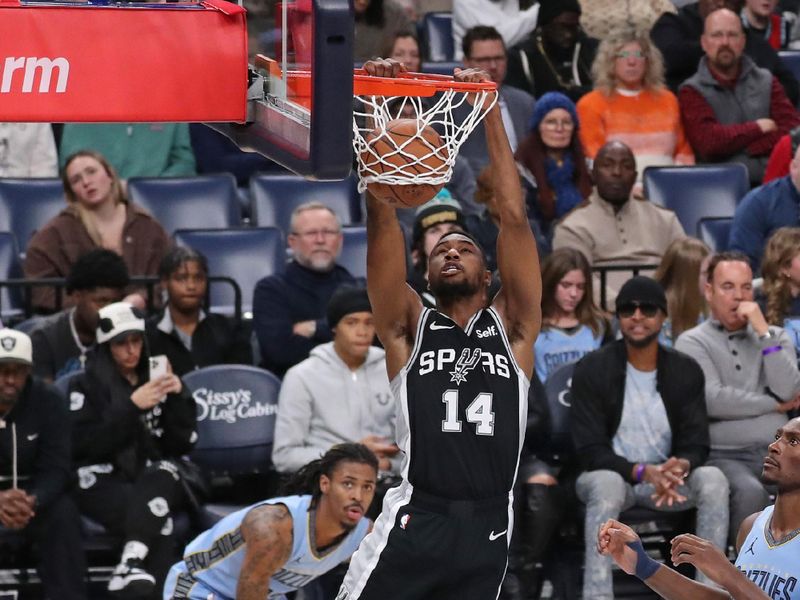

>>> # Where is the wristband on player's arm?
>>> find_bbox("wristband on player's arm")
[626,539,661,581]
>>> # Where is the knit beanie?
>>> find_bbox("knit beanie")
[615,276,668,315]
[538,0,581,27]
[327,286,372,329]
[529,91,579,133]
[412,191,466,246]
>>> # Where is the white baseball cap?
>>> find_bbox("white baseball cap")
[96,302,145,345]
[0,329,32,366]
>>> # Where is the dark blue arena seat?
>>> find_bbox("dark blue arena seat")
[339,226,368,280]
[643,164,748,237]
[248,173,359,233]
[127,174,241,235]
[697,216,733,252]
[0,178,64,244]
[173,227,285,317]
[422,12,454,62]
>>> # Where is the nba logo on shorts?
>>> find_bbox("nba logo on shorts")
[400,514,411,530]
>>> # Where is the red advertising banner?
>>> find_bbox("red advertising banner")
[0,0,248,122]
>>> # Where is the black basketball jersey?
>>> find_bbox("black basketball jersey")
[393,307,529,500]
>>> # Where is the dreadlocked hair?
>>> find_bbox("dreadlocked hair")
[279,443,379,508]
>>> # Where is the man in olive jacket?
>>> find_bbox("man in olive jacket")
[569,277,728,600]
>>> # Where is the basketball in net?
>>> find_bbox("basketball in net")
[353,70,498,207]
[360,119,450,208]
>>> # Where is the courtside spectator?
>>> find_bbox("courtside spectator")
[516,92,593,223]
[741,0,796,49]
[0,123,57,177]
[535,247,610,383]
[505,0,598,102]
[353,0,412,63]
[730,143,800,269]
[571,277,729,600]
[578,28,694,198]
[552,141,685,309]
[59,123,195,179]
[456,26,535,174]
[578,0,676,41]
[652,0,800,104]
[676,252,800,539]
[69,302,197,597]
[252,202,356,377]
[408,194,467,308]
[30,249,128,382]
[678,8,800,185]
[272,287,398,484]
[759,227,800,354]
[0,329,87,600]
[24,150,170,313]
[147,247,252,377]
[654,238,711,346]
[452,0,540,61]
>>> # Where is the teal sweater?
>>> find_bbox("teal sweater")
[59,123,196,178]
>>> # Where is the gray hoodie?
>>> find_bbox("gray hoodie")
[272,342,397,473]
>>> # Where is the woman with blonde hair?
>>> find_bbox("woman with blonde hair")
[654,237,710,345]
[24,150,170,312]
[760,227,800,353]
[576,27,693,196]
[535,247,610,382]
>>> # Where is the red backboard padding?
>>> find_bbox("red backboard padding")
[0,0,248,122]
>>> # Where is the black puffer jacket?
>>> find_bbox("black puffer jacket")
[68,344,196,479]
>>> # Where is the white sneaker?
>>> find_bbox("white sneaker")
[107,557,156,598]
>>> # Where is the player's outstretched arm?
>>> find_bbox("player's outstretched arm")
[362,58,423,378]
[599,519,769,600]
[455,68,541,377]
[236,504,294,600]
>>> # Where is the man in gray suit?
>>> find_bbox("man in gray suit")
[455,25,536,176]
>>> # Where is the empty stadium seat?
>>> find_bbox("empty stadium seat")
[643,164,749,237]
[421,61,461,76]
[779,51,800,86]
[0,178,64,244]
[422,12,454,62]
[183,364,281,525]
[697,216,733,252]
[249,173,359,233]
[0,233,23,319]
[173,227,285,317]
[127,174,241,235]
[339,226,368,280]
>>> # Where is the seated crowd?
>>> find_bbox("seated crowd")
[4,1,800,599]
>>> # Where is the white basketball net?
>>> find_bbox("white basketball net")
[352,88,498,192]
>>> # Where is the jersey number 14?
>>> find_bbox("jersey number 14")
[441,390,495,436]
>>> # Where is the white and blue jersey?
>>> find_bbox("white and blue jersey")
[735,505,799,599]
[534,323,604,382]
[164,494,369,599]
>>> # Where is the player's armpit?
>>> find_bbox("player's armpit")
[236,504,294,600]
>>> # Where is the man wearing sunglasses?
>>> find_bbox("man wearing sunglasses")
[570,276,729,600]
[676,251,800,544]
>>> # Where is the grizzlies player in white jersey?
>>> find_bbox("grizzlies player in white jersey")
[338,60,542,600]
[598,416,800,599]
[163,443,377,599]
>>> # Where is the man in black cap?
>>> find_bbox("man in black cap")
[505,0,598,101]
[0,328,87,599]
[569,276,729,600]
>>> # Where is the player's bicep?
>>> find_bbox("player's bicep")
[494,220,542,338]
[236,505,293,598]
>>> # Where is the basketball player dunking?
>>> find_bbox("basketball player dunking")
[337,60,542,600]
